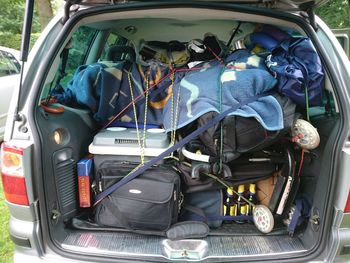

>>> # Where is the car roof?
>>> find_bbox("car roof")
[69,0,328,12]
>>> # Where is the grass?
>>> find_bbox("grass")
[0,181,14,263]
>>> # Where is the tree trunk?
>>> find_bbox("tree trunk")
[36,0,53,31]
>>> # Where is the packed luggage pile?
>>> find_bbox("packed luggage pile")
[53,25,324,238]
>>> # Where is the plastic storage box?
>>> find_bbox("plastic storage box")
[89,127,170,169]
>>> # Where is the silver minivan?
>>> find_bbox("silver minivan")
[2,0,350,262]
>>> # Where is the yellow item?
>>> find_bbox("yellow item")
[238,184,245,194]
[240,204,247,215]
[227,187,234,196]
[252,44,264,54]
[249,183,256,194]
[230,204,237,216]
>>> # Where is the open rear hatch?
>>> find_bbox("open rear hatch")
[28,2,340,262]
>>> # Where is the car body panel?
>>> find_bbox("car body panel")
[70,0,328,11]
[0,74,19,138]
[2,2,350,262]
[0,46,21,140]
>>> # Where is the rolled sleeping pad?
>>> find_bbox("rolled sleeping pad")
[261,25,291,43]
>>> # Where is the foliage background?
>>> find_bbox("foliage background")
[0,182,12,263]
[0,0,60,49]
[0,0,349,50]
[316,0,350,28]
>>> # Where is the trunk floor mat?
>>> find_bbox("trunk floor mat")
[62,225,305,261]
[209,223,288,236]
[70,217,288,236]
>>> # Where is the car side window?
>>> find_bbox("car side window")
[58,29,131,89]
[0,50,20,77]
[60,26,98,87]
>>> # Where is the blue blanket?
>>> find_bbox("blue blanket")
[163,49,283,132]
[53,50,283,132]
[53,61,172,125]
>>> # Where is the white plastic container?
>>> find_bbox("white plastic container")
[89,127,170,168]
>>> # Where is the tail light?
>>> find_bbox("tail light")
[1,142,30,206]
[345,190,350,213]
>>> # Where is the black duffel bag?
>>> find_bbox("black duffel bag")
[94,161,182,231]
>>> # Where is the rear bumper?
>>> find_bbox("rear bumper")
[13,247,88,263]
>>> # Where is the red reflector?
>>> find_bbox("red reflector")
[78,176,91,208]
[2,144,24,155]
[1,173,29,206]
[345,190,350,213]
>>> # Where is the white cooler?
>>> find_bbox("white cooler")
[89,127,170,170]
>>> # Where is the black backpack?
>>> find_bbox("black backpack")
[181,93,296,164]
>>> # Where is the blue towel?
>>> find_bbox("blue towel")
[163,50,283,132]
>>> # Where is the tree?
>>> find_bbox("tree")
[36,0,54,30]
[0,0,41,34]
[316,0,350,28]
[0,0,55,34]
[0,0,45,49]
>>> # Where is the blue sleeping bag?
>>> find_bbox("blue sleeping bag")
[244,25,324,108]
[266,37,324,107]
